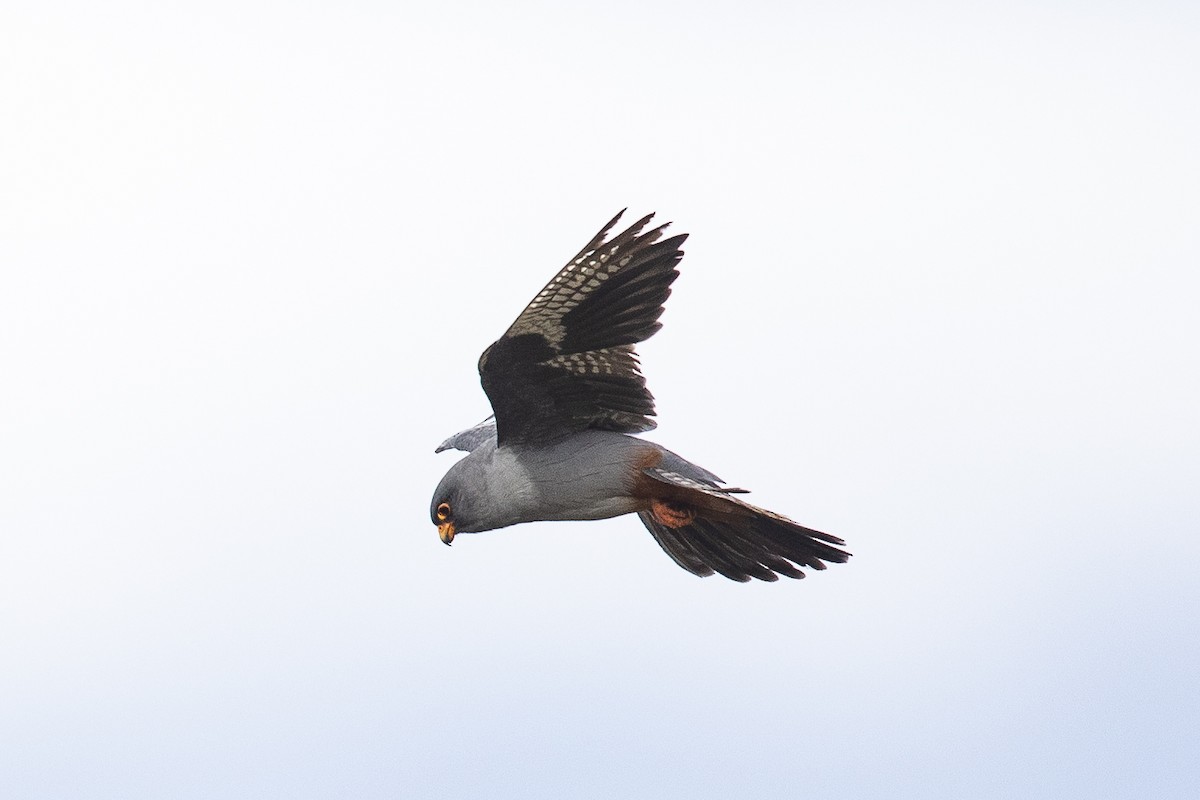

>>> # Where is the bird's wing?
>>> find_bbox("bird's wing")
[435,416,497,453]
[637,467,851,582]
[477,210,687,446]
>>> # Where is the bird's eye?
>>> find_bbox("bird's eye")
[436,502,451,522]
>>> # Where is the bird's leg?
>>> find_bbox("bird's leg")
[650,498,696,528]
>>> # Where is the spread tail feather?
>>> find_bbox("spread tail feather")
[637,502,850,583]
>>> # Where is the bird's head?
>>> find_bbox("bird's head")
[430,455,491,545]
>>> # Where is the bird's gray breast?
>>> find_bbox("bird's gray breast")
[505,431,648,523]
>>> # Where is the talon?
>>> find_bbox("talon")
[651,498,695,528]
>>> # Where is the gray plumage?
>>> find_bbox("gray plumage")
[435,416,496,454]
[430,211,850,582]
[432,431,649,531]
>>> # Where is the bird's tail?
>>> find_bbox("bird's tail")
[637,505,850,582]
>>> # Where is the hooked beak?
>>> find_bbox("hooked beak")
[438,521,456,546]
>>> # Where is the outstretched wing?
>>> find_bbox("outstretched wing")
[478,210,687,446]
[637,468,851,582]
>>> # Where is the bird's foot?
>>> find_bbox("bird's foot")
[650,498,696,528]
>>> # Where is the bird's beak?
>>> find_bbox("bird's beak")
[438,522,455,545]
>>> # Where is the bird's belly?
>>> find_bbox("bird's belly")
[536,492,643,522]
[508,432,649,523]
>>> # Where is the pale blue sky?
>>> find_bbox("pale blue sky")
[3,1,1198,798]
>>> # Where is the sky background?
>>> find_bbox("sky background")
[3,1,1198,797]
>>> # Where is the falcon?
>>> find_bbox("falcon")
[430,211,850,581]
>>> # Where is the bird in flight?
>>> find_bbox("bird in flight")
[430,211,850,581]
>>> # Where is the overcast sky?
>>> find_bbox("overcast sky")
[3,1,1198,798]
